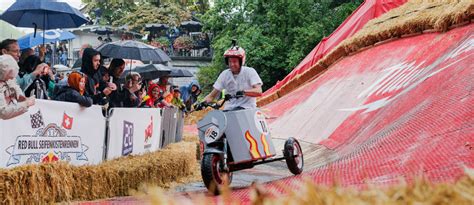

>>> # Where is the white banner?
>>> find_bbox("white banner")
[107,108,162,160]
[0,100,106,168]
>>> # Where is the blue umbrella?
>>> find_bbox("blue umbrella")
[18,30,75,50]
[0,0,87,30]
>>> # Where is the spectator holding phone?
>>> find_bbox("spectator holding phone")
[109,71,142,108]
[144,83,173,108]
[19,55,52,99]
[80,48,116,105]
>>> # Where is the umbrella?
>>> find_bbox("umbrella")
[120,64,171,81]
[53,64,70,72]
[123,59,144,69]
[18,29,75,49]
[179,20,202,32]
[92,26,113,35]
[97,40,171,63]
[118,25,129,31]
[145,23,169,32]
[168,68,194,78]
[0,0,87,37]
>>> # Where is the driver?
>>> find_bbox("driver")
[203,42,263,110]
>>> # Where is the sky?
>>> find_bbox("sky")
[0,0,85,33]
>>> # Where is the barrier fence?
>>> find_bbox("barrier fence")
[0,100,184,168]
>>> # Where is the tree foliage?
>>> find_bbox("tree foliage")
[114,3,191,32]
[81,0,205,32]
[197,0,362,93]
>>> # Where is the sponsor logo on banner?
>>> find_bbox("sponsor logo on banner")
[340,36,473,113]
[122,121,134,156]
[5,110,88,167]
[144,116,153,150]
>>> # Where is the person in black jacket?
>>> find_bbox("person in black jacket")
[53,72,92,107]
[80,48,116,105]
[108,59,140,108]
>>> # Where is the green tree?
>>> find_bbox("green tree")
[81,0,201,31]
[81,0,137,26]
[197,0,362,93]
[114,2,191,32]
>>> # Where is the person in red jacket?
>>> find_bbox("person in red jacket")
[144,83,172,108]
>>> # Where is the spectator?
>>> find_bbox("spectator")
[19,55,55,99]
[72,44,92,68]
[19,55,42,78]
[99,66,110,82]
[0,39,20,62]
[109,68,142,108]
[171,87,185,111]
[53,72,92,107]
[80,48,116,105]
[0,39,39,91]
[180,80,201,111]
[19,48,35,66]
[60,51,68,66]
[23,63,52,99]
[156,76,173,103]
[143,83,172,108]
[0,55,35,120]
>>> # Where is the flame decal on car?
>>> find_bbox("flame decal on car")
[245,131,261,159]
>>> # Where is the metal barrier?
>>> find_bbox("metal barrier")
[175,110,185,142]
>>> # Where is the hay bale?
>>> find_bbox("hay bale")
[278,79,299,97]
[256,91,279,107]
[184,108,213,125]
[133,169,474,204]
[299,64,327,83]
[0,141,197,203]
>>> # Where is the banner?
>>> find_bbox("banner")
[107,108,162,160]
[0,100,105,168]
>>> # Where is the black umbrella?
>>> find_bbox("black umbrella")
[0,0,87,40]
[179,20,202,32]
[120,64,171,81]
[145,23,169,32]
[97,40,171,62]
[93,26,113,35]
[168,68,194,78]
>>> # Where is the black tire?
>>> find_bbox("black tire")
[283,137,304,175]
[201,153,233,195]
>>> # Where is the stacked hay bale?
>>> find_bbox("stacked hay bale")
[245,169,474,204]
[0,142,197,203]
[184,107,213,125]
[257,0,474,106]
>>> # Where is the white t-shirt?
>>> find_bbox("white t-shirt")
[213,66,263,110]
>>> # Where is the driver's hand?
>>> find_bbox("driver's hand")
[195,101,206,111]
[224,94,232,101]
[235,90,245,97]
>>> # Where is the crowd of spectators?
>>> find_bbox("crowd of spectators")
[0,39,201,120]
